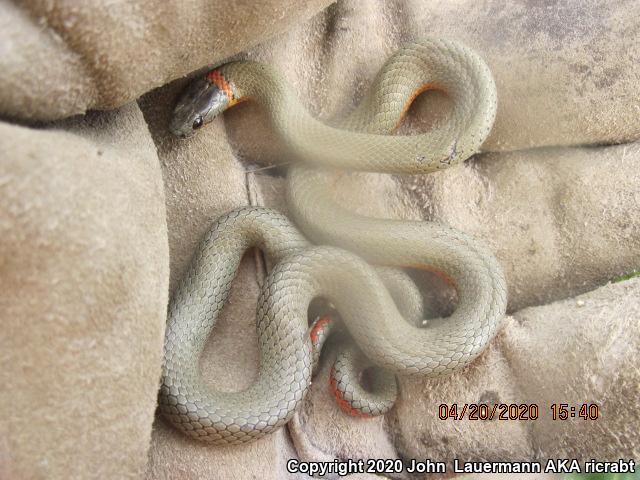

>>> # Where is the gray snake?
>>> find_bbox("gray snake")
[161,38,507,444]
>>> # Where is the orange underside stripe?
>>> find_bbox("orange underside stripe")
[207,70,238,105]
[309,315,331,346]
[393,82,442,131]
[398,263,457,288]
[329,366,373,418]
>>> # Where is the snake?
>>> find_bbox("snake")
[161,38,507,445]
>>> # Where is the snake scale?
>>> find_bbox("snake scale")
[161,38,507,444]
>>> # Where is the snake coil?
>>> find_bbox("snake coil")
[161,38,507,444]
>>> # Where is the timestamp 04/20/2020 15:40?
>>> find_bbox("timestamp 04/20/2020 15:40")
[437,403,600,421]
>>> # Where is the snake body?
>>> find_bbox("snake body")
[162,38,507,444]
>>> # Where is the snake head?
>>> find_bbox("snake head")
[169,75,230,138]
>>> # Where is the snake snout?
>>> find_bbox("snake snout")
[168,120,193,138]
[169,75,232,138]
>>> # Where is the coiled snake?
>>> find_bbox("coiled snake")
[161,38,507,444]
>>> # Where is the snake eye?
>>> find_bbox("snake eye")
[192,117,203,130]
